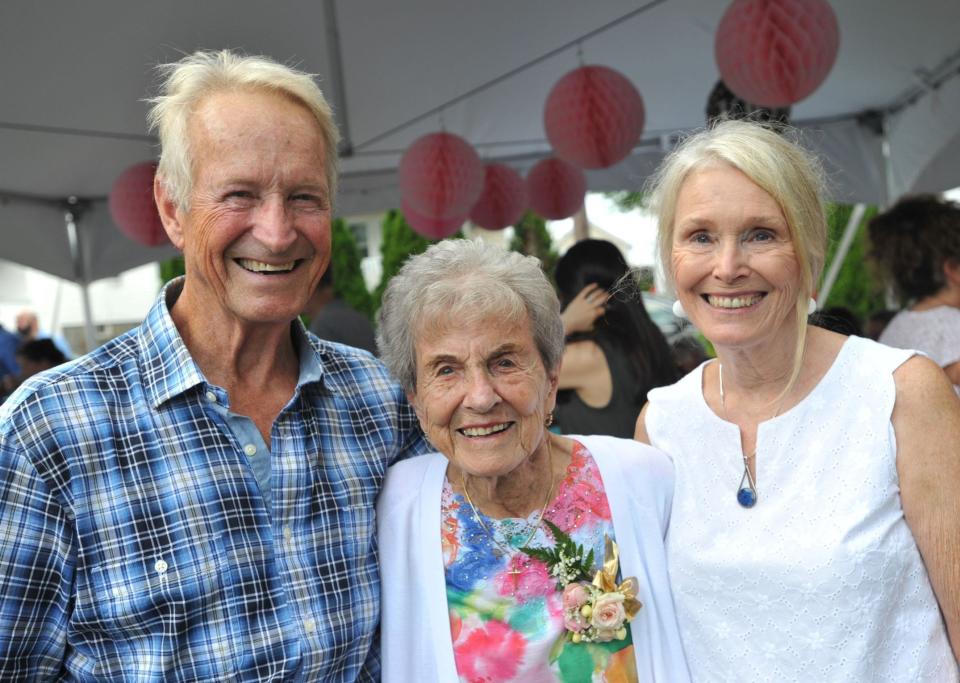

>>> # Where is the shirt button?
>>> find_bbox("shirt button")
[205,391,217,403]
[244,444,257,456]
[155,559,168,574]
[283,526,293,541]
[304,617,316,634]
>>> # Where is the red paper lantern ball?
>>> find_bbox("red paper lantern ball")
[526,158,586,221]
[468,164,527,231]
[715,0,840,108]
[544,65,645,169]
[109,161,168,247]
[399,132,483,219]
[401,199,466,240]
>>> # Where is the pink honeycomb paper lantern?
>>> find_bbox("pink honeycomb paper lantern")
[468,164,527,231]
[401,198,466,240]
[543,65,645,169]
[526,157,586,221]
[109,161,168,247]
[715,0,840,108]
[398,132,483,219]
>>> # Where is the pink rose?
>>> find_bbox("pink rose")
[590,592,626,631]
[562,582,589,611]
[563,609,587,633]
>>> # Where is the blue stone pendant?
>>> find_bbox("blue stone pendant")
[737,467,758,508]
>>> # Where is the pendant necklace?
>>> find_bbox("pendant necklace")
[460,437,556,565]
[718,364,783,509]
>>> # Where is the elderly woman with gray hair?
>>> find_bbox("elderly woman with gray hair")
[375,239,689,682]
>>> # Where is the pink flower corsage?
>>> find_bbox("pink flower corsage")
[522,520,642,643]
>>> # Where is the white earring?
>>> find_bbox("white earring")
[672,300,687,318]
[807,297,817,315]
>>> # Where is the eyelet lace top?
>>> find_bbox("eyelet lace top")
[645,336,958,682]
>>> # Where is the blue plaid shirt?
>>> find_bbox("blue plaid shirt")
[0,279,428,681]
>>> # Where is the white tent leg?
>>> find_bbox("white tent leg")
[64,208,97,351]
[77,281,96,353]
[817,203,867,308]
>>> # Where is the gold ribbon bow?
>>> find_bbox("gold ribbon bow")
[591,536,643,619]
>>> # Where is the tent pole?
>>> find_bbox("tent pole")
[64,208,97,351]
[879,113,896,209]
[322,0,353,157]
[817,203,866,308]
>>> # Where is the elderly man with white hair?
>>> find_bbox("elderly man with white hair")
[0,50,426,680]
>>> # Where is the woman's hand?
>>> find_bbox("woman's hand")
[562,283,609,335]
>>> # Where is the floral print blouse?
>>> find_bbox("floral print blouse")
[441,441,638,682]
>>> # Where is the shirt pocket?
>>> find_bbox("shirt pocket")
[88,539,230,642]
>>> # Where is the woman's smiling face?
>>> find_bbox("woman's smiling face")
[671,163,802,352]
[409,314,558,479]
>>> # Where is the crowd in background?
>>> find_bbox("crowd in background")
[0,309,72,402]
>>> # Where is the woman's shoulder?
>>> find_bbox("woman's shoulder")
[380,452,446,509]
[645,360,708,409]
[892,352,955,398]
[841,332,916,368]
[573,435,674,483]
[573,436,676,527]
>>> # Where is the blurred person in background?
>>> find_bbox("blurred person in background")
[865,308,897,341]
[868,194,960,388]
[670,335,709,375]
[636,120,959,679]
[554,239,678,438]
[15,309,73,360]
[808,305,862,336]
[0,323,19,400]
[14,339,66,383]
[305,267,377,354]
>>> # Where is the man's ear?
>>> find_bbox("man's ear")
[154,174,185,250]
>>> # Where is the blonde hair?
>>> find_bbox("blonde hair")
[646,119,828,388]
[147,50,340,210]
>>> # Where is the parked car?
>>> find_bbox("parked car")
[641,291,695,343]
[641,291,710,374]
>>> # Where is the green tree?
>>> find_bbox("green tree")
[372,210,466,312]
[604,191,646,212]
[819,203,885,323]
[159,256,185,286]
[373,210,432,312]
[330,218,373,319]
[509,210,559,276]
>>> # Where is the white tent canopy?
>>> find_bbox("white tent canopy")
[1,0,958,283]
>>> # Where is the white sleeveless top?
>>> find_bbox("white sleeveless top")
[646,336,958,682]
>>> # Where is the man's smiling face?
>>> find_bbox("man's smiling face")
[169,88,331,328]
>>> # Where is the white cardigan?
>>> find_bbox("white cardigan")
[377,434,691,682]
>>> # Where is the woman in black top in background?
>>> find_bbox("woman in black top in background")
[555,239,679,437]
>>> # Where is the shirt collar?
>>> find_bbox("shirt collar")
[139,278,328,408]
[292,319,323,387]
